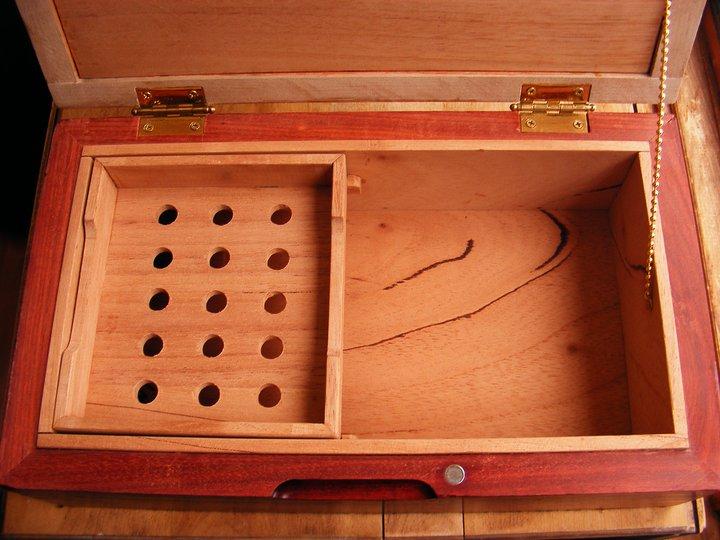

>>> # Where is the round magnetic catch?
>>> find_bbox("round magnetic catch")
[198,383,220,407]
[264,292,287,314]
[258,384,281,408]
[148,289,170,311]
[206,291,227,313]
[267,249,289,270]
[202,335,224,357]
[443,464,466,486]
[157,205,178,225]
[153,248,173,269]
[136,381,158,404]
[142,334,163,357]
[209,248,230,269]
[212,205,233,226]
[261,336,283,359]
[271,205,292,225]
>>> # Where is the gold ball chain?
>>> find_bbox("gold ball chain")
[645,0,672,308]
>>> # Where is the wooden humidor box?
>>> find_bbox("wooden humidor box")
[2,0,719,506]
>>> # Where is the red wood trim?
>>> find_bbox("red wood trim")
[1,112,719,499]
[0,122,83,475]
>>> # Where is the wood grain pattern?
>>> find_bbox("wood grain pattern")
[1,112,718,501]
[650,0,707,79]
[342,209,631,439]
[464,497,697,539]
[676,32,720,379]
[37,156,94,431]
[1,490,703,538]
[609,153,686,436]
[1,492,383,538]
[384,499,463,539]
[53,0,664,78]
[54,163,117,420]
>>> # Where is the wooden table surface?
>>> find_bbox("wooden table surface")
[1,21,719,540]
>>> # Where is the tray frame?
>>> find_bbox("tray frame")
[50,153,346,439]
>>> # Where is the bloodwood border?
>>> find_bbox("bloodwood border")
[1,112,718,500]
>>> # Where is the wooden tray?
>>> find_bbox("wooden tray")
[52,154,346,438]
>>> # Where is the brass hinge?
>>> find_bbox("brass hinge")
[131,87,215,136]
[510,84,595,133]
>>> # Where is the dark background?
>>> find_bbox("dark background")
[1,0,51,238]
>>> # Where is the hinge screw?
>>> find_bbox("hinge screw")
[142,122,154,132]
[188,90,199,102]
[574,87,584,97]
[189,121,201,131]
[573,119,584,129]
[141,90,152,101]
[525,118,537,129]
[526,86,536,96]
[444,464,466,486]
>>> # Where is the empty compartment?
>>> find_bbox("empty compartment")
[339,141,686,450]
[51,154,346,438]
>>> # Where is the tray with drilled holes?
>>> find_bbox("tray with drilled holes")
[51,154,346,438]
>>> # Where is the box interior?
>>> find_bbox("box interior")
[341,148,678,440]
[42,142,685,451]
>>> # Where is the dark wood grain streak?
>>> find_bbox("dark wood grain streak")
[0,112,718,500]
[535,210,570,270]
[346,233,575,352]
[383,239,474,290]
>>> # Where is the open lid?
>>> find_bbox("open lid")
[18,0,705,107]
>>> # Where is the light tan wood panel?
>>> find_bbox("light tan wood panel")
[53,0,664,79]
[346,149,637,211]
[54,163,117,420]
[609,154,685,436]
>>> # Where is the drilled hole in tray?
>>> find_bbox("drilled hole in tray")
[209,248,230,269]
[264,292,287,314]
[206,291,227,313]
[271,205,292,225]
[203,335,224,357]
[261,336,284,359]
[267,249,289,270]
[136,381,158,404]
[148,289,170,311]
[198,383,220,407]
[157,205,178,225]
[212,205,234,226]
[259,384,281,408]
[153,248,173,269]
[142,334,163,357]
